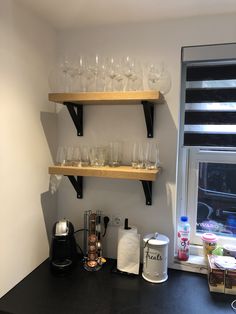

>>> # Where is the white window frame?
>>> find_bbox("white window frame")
[186,147,236,247]
[176,43,236,260]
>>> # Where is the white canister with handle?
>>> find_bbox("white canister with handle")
[142,232,169,283]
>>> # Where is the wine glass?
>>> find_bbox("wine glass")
[159,63,171,95]
[147,63,161,91]
[59,57,74,92]
[95,56,107,92]
[122,56,143,91]
[106,57,120,91]
[71,56,86,92]
[113,62,125,91]
[85,55,98,92]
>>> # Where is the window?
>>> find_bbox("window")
[177,44,236,249]
[187,149,236,246]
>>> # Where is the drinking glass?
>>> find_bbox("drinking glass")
[106,57,120,91]
[81,145,90,167]
[59,57,74,92]
[71,56,86,92]
[55,146,66,166]
[123,56,143,91]
[109,142,122,167]
[147,63,161,91]
[113,71,125,91]
[96,56,107,92]
[131,143,144,169]
[84,56,97,92]
[65,146,74,166]
[90,146,107,167]
[145,142,160,170]
[159,63,171,95]
[72,146,81,166]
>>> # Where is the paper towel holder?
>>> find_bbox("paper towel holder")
[111,218,140,276]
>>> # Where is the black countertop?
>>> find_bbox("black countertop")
[0,258,235,314]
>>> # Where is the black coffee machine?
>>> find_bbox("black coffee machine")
[49,219,78,273]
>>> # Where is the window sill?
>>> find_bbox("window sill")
[170,255,208,274]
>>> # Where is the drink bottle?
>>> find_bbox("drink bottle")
[177,216,190,261]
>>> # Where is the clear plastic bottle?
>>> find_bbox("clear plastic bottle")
[177,216,190,261]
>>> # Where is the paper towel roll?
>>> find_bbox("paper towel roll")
[117,226,140,274]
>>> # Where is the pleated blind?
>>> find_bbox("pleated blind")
[184,62,236,147]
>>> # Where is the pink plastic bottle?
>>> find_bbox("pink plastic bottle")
[177,216,190,261]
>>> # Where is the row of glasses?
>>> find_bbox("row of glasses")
[131,142,160,170]
[55,142,122,168]
[55,141,160,170]
[49,55,171,94]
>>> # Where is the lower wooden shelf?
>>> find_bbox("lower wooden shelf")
[48,165,160,205]
[48,165,158,181]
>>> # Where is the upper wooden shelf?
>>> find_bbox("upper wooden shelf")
[48,91,160,105]
[48,91,162,137]
[49,165,159,181]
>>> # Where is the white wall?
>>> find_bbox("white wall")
[56,14,236,262]
[2,3,236,297]
[0,0,57,297]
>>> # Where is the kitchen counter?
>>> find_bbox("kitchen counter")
[0,258,235,314]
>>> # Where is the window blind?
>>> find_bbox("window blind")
[184,62,236,147]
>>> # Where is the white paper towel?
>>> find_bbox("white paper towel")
[117,226,140,274]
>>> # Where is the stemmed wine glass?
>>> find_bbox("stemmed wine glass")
[106,57,120,91]
[159,63,171,95]
[147,62,171,94]
[59,57,74,92]
[122,56,143,91]
[147,63,161,91]
[85,56,97,92]
[71,56,86,92]
[95,56,107,92]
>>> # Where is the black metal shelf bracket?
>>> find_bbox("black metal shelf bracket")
[140,180,152,206]
[66,176,152,205]
[142,101,154,138]
[64,102,83,136]
[66,176,83,199]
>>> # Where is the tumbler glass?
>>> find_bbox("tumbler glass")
[72,146,81,166]
[131,143,144,169]
[65,146,74,166]
[81,145,90,167]
[55,146,66,166]
[90,146,107,167]
[109,142,122,167]
[145,142,160,170]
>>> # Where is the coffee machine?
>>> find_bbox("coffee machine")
[49,219,78,273]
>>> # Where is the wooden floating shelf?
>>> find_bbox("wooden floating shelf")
[48,90,163,138]
[48,90,161,105]
[49,165,159,181]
